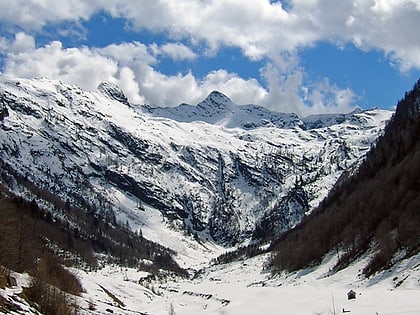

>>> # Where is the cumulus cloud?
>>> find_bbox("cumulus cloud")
[1,0,419,70]
[259,63,305,115]
[291,0,420,70]
[4,41,119,90]
[117,66,144,104]
[0,32,36,54]
[2,35,357,116]
[1,0,417,115]
[198,70,267,106]
[152,43,197,61]
[0,0,99,30]
[11,32,36,53]
[304,79,358,115]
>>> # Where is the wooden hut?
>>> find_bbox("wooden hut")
[347,289,357,300]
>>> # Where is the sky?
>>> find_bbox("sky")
[0,0,419,117]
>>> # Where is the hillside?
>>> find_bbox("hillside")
[270,79,420,276]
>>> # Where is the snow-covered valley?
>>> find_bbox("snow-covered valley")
[73,251,420,315]
[3,221,420,315]
[68,220,420,315]
[5,247,418,314]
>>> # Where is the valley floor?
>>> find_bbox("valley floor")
[1,218,419,315]
[1,231,420,315]
[72,250,420,315]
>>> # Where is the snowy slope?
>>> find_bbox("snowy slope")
[23,252,420,314]
[138,251,420,315]
[2,250,419,314]
[0,75,392,251]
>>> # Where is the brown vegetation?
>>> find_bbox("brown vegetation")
[0,171,186,276]
[0,187,84,313]
[0,162,186,312]
[24,256,82,315]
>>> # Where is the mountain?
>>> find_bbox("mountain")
[143,90,372,131]
[270,79,420,276]
[0,75,392,248]
[3,75,419,315]
[142,90,302,129]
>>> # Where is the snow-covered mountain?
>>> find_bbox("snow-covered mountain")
[0,75,392,247]
[142,90,302,129]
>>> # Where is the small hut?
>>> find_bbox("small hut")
[347,289,357,300]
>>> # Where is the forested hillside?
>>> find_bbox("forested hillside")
[0,182,185,314]
[270,79,420,276]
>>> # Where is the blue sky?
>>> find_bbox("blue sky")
[299,42,419,108]
[0,1,419,116]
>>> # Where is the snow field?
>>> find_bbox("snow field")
[74,251,420,315]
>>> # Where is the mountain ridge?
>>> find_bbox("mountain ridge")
[0,75,392,248]
[142,89,369,130]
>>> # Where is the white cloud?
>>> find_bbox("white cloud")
[117,66,144,104]
[256,63,357,116]
[259,63,305,115]
[138,68,199,106]
[11,32,36,53]
[304,78,358,115]
[0,0,418,117]
[291,0,420,70]
[110,0,420,71]
[196,69,268,106]
[156,43,197,61]
[4,41,119,90]
[1,0,419,71]
[0,32,36,54]
[2,35,357,116]
[100,42,155,65]
[0,38,7,52]
[1,38,200,106]
[0,0,100,30]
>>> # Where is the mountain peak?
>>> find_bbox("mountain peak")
[97,82,129,106]
[193,90,236,118]
[204,90,233,106]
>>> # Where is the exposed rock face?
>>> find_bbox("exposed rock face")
[0,101,8,121]
[1,91,13,121]
[97,81,130,106]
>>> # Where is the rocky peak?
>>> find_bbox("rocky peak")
[196,90,235,118]
[0,98,9,121]
[206,90,233,105]
[97,82,130,106]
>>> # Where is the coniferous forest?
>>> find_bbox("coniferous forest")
[270,80,420,275]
